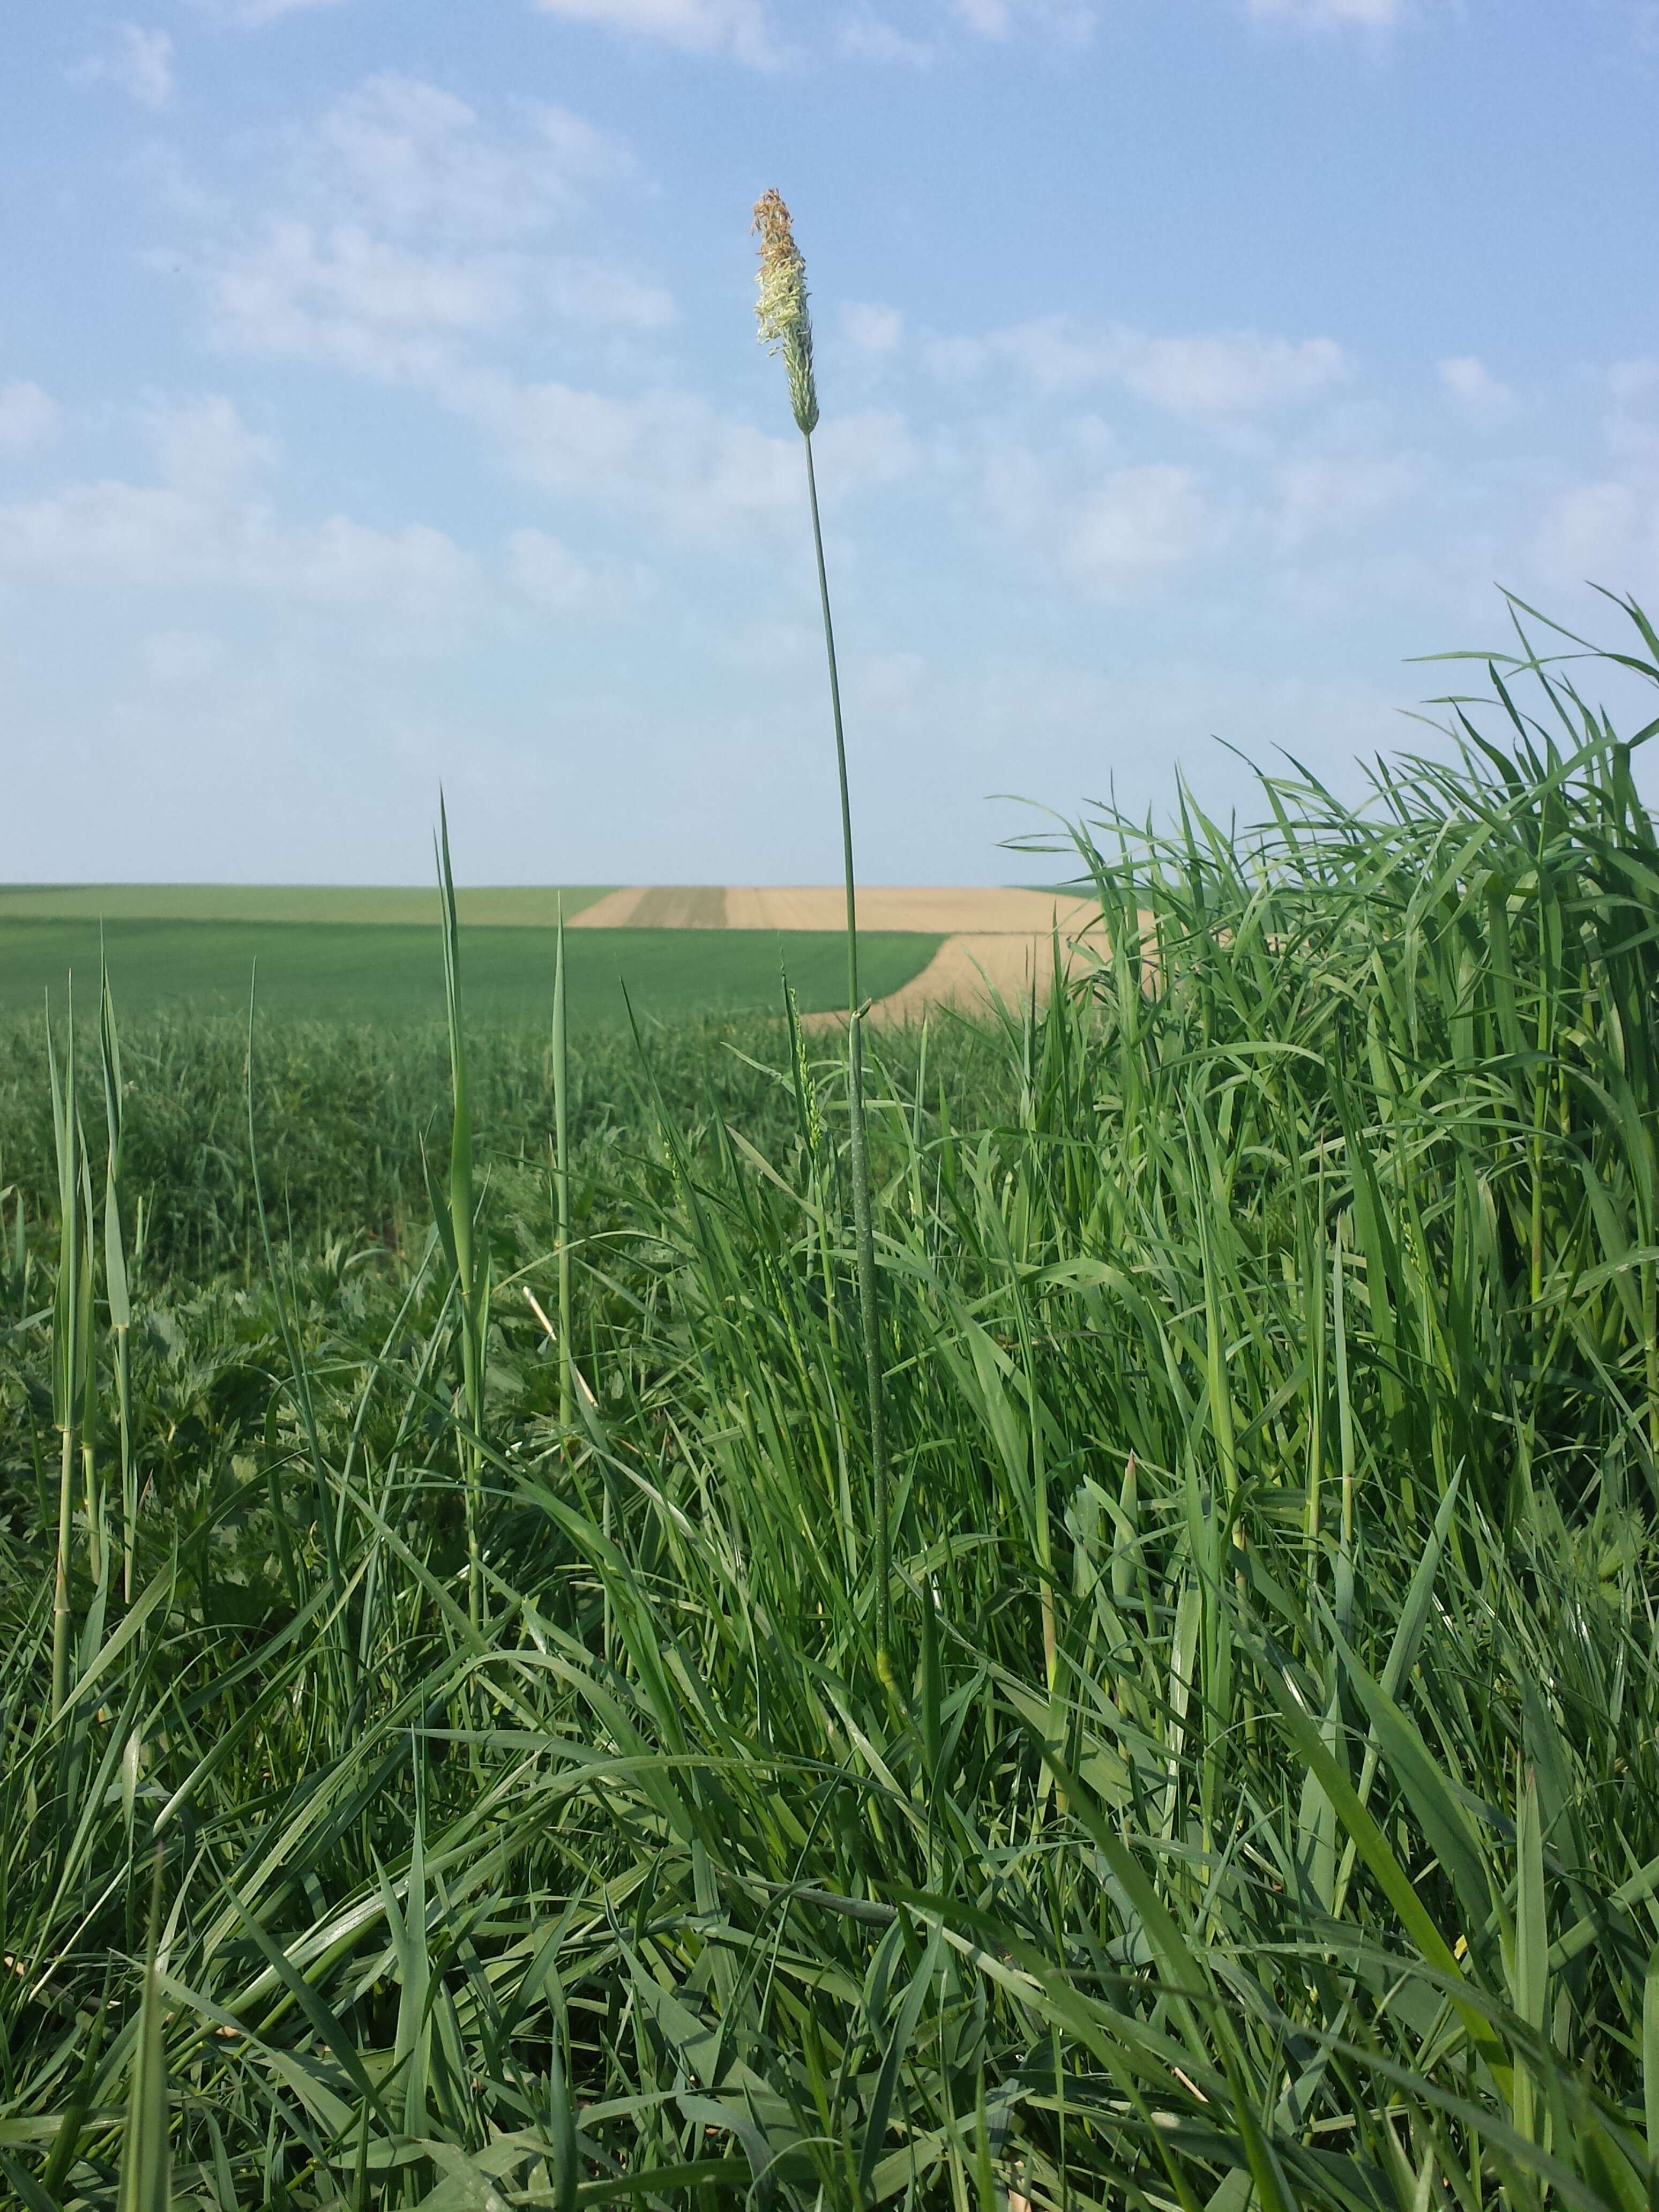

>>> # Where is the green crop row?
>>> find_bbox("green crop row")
[0,923,943,1027]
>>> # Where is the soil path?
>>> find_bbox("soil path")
[848,928,1085,1028]
[570,886,1098,935]
[568,885,1109,1025]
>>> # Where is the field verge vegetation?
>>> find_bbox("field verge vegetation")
[3,602,1659,2209]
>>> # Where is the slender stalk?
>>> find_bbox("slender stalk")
[48,991,84,1720]
[114,1328,134,1605]
[53,1425,76,1721]
[101,962,137,1604]
[803,431,892,1682]
[117,1843,170,2212]
[78,1147,102,1589]
[756,188,894,1683]
[245,976,357,1702]
[803,441,861,1029]
[436,803,489,1634]
[552,906,573,1436]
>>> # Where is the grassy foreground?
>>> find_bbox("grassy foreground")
[0,923,940,1026]
[4,608,1659,2209]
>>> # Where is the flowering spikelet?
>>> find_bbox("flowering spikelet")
[752,188,818,436]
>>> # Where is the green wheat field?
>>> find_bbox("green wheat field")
[5,599,1659,2210]
[0,921,939,1028]
[0,887,940,1028]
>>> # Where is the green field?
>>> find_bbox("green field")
[0,918,940,1024]
[0,884,614,925]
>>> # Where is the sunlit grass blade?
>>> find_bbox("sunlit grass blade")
[116,1849,170,2212]
[99,954,138,1608]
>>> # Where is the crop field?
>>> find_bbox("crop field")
[4,610,1659,2211]
[572,888,1103,1027]
[0,920,941,1026]
[0,880,1085,1029]
[0,887,618,927]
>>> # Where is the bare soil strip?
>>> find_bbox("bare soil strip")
[862,931,1077,1027]
[804,925,1110,1030]
[569,885,1111,1022]
[570,886,1097,935]
[619,886,729,927]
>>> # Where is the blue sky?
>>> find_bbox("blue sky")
[5,0,1657,884]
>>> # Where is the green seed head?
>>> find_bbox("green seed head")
[752,188,819,437]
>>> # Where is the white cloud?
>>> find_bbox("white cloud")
[954,0,1094,38]
[1439,355,1518,423]
[1608,360,1659,406]
[469,376,914,544]
[1535,480,1659,597]
[814,408,920,485]
[0,396,475,631]
[1509,365,1659,604]
[206,220,522,374]
[713,618,817,672]
[304,76,631,244]
[838,13,934,61]
[73,23,174,108]
[854,648,931,708]
[843,301,904,353]
[188,77,657,377]
[545,259,675,331]
[1273,451,1420,543]
[142,630,227,683]
[924,333,992,382]
[531,0,777,65]
[145,393,275,496]
[201,0,353,23]
[836,0,1091,56]
[507,528,648,616]
[1116,330,1347,416]
[1069,465,1210,589]
[0,382,60,453]
[939,316,1349,417]
[1248,0,1403,24]
[987,445,1214,596]
[1604,360,1659,469]
[210,233,674,378]
[479,377,797,541]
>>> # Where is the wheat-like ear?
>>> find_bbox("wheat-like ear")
[752,188,818,436]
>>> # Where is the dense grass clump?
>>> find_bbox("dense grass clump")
[0,1009,1004,1285]
[3,605,1659,2210]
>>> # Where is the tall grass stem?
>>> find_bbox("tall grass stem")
[803,428,892,1683]
[48,987,84,1720]
[552,905,573,1434]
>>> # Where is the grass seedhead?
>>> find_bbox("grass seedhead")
[752,188,818,437]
